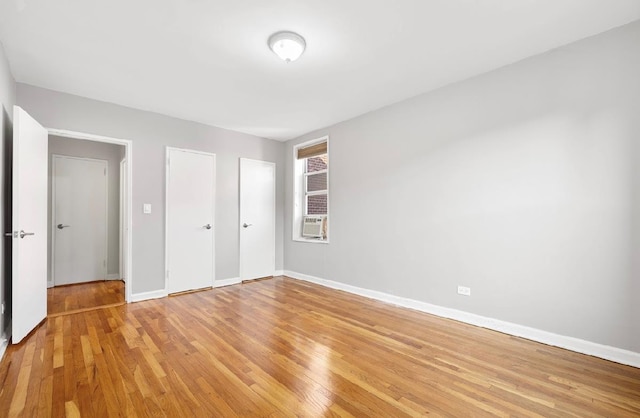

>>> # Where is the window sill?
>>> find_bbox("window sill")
[293,237,330,244]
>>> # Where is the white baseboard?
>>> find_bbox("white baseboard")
[274,270,284,276]
[130,289,168,302]
[47,276,120,287]
[284,270,640,368]
[130,277,243,303]
[0,337,7,363]
[0,321,11,363]
[214,277,241,288]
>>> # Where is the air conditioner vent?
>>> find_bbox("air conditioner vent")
[302,216,324,238]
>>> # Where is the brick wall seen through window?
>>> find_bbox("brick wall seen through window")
[305,154,328,215]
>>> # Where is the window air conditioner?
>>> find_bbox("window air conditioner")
[302,216,324,238]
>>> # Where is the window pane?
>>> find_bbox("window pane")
[306,155,328,173]
[306,194,327,215]
[306,172,327,192]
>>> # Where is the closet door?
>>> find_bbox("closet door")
[166,147,216,294]
[239,158,275,281]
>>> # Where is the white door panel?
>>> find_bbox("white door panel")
[12,106,48,344]
[52,156,108,285]
[240,159,275,281]
[166,148,215,294]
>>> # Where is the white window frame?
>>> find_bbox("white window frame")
[293,136,329,243]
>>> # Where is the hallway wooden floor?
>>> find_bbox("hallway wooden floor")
[47,280,125,317]
[1,277,639,417]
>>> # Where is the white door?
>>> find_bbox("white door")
[166,148,215,294]
[52,156,108,286]
[12,106,48,344]
[239,158,275,281]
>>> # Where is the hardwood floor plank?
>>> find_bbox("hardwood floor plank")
[7,339,35,416]
[21,331,45,417]
[47,280,125,316]
[1,277,639,417]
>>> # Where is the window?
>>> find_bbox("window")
[293,137,329,242]
[304,156,328,215]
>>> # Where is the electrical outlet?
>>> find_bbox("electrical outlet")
[457,286,471,296]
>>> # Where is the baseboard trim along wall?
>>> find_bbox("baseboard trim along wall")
[0,322,12,364]
[0,336,8,364]
[274,270,284,276]
[130,277,242,302]
[213,277,241,288]
[130,289,168,303]
[106,274,121,280]
[284,270,640,369]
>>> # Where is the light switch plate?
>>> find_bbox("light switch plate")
[143,203,152,214]
[457,286,471,296]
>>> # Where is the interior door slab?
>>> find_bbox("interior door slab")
[12,106,48,344]
[166,148,215,294]
[52,155,108,286]
[239,158,275,281]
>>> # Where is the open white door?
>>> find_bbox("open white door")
[166,148,215,294]
[12,106,48,344]
[239,158,275,281]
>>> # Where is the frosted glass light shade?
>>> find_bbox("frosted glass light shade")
[268,31,306,63]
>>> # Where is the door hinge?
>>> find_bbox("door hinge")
[104,168,107,175]
[103,260,106,267]
[166,270,169,279]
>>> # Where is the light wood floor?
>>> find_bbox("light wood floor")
[47,280,125,317]
[1,277,639,417]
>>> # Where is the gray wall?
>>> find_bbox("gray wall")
[0,42,15,343]
[284,21,640,353]
[48,136,124,282]
[17,85,285,295]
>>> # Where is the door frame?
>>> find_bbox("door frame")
[50,155,109,286]
[119,158,127,282]
[47,129,133,303]
[164,147,216,293]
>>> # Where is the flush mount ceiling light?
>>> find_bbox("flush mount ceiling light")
[268,31,306,63]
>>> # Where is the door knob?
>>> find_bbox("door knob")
[203,224,212,230]
[242,223,252,228]
[57,224,71,229]
[19,230,35,239]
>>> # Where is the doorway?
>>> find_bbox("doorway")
[48,136,127,315]
[47,129,133,303]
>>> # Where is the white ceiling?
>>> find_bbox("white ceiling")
[1,1,639,141]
